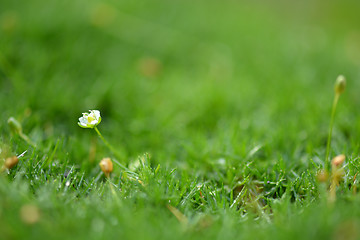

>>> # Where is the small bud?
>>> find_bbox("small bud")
[4,156,19,169]
[332,154,346,167]
[334,75,346,95]
[90,3,116,27]
[137,57,162,78]
[99,157,113,177]
[8,117,22,135]
[167,205,188,225]
[20,204,40,225]
[317,170,329,182]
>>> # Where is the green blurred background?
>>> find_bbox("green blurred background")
[1,0,360,170]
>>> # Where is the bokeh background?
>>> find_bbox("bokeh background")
[1,0,360,172]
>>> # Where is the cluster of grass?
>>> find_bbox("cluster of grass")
[1,0,360,239]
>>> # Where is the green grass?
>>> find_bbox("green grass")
[1,0,360,239]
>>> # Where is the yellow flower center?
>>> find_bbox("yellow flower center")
[87,116,95,122]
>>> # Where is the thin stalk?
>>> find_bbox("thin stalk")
[107,178,121,204]
[94,127,122,159]
[19,132,36,148]
[94,127,137,176]
[329,174,337,205]
[325,93,339,170]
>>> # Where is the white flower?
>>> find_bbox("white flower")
[78,110,102,128]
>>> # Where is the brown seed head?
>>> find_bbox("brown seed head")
[4,156,19,169]
[99,157,113,176]
[334,75,346,95]
[332,154,346,167]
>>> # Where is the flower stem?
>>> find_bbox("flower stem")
[93,127,135,175]
[94,127,122,159]
[325,93,339,171]
[19,132,36,148]
[329,172,337,205]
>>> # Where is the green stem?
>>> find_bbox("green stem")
[94,127,122,159]
[328,169,337,205]
[325,93,339,170]
[107,178,120,203]
[19,132,36,148]
[94,127,135,176]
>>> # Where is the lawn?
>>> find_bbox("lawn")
[1,0,360,239]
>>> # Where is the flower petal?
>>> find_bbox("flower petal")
[79,117,87,125]
[78,122,89,128]
[78,110,102,128]
[93,110,101,119]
